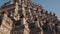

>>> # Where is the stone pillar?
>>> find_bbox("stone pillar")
[14,1,20,21]
[23,18,30,34]
[40,21,44,34]
[0,10,13,34]
[21,0,30,34]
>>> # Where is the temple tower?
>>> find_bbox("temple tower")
[0,0,59,34]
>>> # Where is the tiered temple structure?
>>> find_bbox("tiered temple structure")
[0,0,60,34]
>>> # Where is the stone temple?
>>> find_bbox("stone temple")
[0,0,60,34]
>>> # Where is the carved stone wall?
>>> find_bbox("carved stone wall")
[0,0,60,34]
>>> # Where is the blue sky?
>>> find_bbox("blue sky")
[0,0,60,20]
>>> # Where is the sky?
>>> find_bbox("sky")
[0,0,60,20]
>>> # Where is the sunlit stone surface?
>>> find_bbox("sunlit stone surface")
[0,0,60,34]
